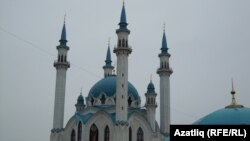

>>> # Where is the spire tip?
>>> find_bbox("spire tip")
[64,14,66,24]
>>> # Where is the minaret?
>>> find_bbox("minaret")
[52,19,70,133]
[114,2,132,123]
[157,26,173,134]
[145,77,157,132]
[103,41,114,77]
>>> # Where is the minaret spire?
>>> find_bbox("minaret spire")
[103,38,114,77]
[161,23,168,53]
[60,16,67,45]
[119,1,128,29]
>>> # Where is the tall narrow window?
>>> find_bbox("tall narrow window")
[91,97,94,106]
[129,127,132,141]
[128,97,132,106]
[104,126,110,141]
[78,122,82,141]
[61,55,64,62]
[71,129,76,141]
[122,39,125,47]
[119,39,121,47]
[100,94,106,104]
[90,124,98,141]
[137,127,143,141]
[64,56,67,62]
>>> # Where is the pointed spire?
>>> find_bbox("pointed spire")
[225,79,244,108]
[119,1,128,29]
[161,23,168,53]
[80,87,83,95]
[59,15,67,45]
[105,45,112,66]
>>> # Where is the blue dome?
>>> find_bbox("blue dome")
[194,107,250,125]
[77,95,84,105]
[88,75,140,100]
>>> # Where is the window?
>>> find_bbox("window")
[91,97,94,106]
[78,122,82,141]
[61,55,64,62]
[122,39,125,47]
[119,39,121,47]
[100,94,106,104]
[128,97,132,106]
[129,127,132,141]
[90,124,98,141]
[104,126,110,141]
[71,129,76,141]
[137,127,143,141]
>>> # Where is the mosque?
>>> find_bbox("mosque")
[50,3,250,141]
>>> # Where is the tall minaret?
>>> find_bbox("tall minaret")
[145,77,157,132]
[103,41,114,77]
[52,20,70,133]
[114,2,132,122]
[157,26,173,134]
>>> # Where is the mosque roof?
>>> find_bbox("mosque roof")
[194,107,250,125]
[75,107,147,124]
[88,75,140,100]
[194,81,250,125]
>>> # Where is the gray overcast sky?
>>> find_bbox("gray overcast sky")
[0,0,250,141]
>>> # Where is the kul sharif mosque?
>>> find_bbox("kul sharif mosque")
[50,2,250,141]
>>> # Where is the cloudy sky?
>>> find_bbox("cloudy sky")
[0,0,250,141]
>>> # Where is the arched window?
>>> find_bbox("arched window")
[78,122,82,141]
[58,55,60,61]
[126,40,128,47]
[64,55,67,62]
[104,126,110,141]
[100,94,106,104]
[129,127,132,141]
[71,129,76,141]
[91,97,94,106]
[118,39,121,47]
[122,39,125,47]
[61,55,64,62]
[89,124,98,141]
[137,127,143,141]
[128,97,132,106]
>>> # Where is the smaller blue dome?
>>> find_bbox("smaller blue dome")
[194,107,250,125]
[77,95,84,105]
[147,82,155,93]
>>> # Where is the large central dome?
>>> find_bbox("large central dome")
[86,75,141,107]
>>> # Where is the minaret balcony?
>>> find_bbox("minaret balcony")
[113,45,132,55]
[157,68,173,75]
[54,61,70,68]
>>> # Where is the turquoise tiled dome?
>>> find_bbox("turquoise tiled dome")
[88,75,140,100]
[194,107,250,125]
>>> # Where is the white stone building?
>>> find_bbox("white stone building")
[50,3,172,141]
